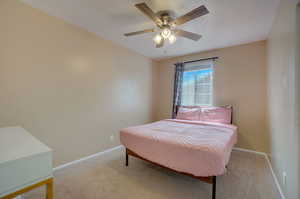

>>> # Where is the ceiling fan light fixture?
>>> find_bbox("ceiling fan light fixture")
[161,28,171,39]
[153,34,163,44]
[125,3,209,48]
[168,34,176,44]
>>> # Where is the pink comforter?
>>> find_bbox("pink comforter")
[120,119,237,177]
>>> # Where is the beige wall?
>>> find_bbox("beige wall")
[154,41,269,152]
[0,0,156,166]
[267,0,299,198]
[1,2,299,198]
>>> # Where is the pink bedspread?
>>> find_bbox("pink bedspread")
[120,119,237,177]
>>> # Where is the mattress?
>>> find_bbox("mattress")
[120,119,237,177]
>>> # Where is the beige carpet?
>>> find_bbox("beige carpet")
[24,148,280,199]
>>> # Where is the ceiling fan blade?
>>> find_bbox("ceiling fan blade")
[172,5,209,26]
[175,29,202,41]
[135,3,162,26]
[124,29,155,36]
[156,39,164,48]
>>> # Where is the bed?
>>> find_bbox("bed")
[120,106,237,199]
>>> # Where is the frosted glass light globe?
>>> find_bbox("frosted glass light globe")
[153,34,163,44]
[168,34,176,44]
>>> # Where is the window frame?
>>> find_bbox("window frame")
[180,61,214,106]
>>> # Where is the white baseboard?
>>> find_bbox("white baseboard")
[53,145,123,171]
[233,147,266,156]
[265,154,286,199]
[233,147,285,199]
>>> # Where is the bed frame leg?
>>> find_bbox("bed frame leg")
[125,149,128,167]
[212,176,216,199]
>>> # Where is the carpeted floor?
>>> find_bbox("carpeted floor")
[24,147,280,199]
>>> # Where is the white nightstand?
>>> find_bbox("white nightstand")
[0,127,53,199]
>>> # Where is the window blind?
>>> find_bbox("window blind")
[181,60,214,106]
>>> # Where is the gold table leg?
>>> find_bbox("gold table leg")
[46,178,54,199]
[0,178,54,199]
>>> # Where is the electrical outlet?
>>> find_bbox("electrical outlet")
[283,171,287,186]
[110,135,114,142]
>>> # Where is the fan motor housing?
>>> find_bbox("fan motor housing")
[156,10,174,26]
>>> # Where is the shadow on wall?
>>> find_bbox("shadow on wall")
[296,2,300,198]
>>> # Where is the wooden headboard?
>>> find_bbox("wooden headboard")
[175,105,233,124]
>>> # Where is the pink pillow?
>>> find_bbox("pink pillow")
[176,107,201,121]
[199,106,232,124]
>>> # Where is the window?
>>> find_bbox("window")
[181,60,214,106]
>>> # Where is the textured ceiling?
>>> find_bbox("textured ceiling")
[20,0,280,59]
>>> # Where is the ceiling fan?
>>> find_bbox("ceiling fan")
[124,3,209,48]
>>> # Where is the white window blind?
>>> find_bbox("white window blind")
[181,60,214,106]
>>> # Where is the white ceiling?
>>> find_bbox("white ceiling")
[20,0,280,59]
